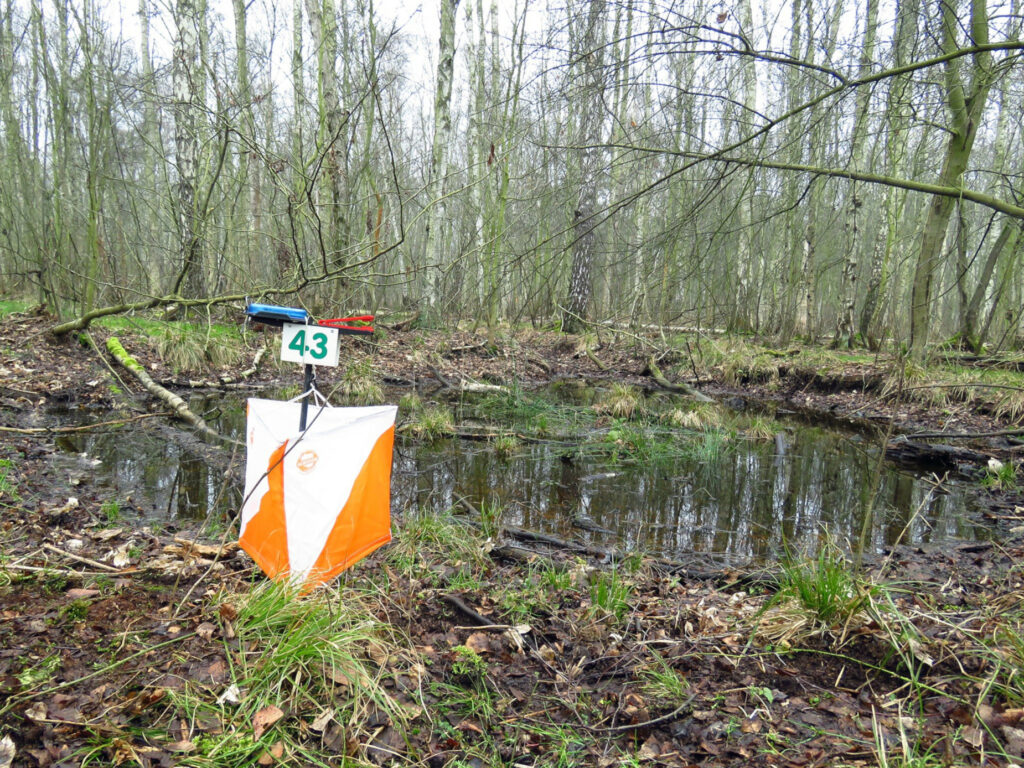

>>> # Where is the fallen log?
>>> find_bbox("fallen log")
[884,438,989,469]
[645,355,714,402]
[106,337,227,443]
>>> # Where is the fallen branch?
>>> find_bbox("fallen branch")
[585,346,609,371]
[502,524,610,558]
[42,543,122,573]
[645,355,714,402]
[904,427,1024,440]
[0,413,166,435]
[105,337,228,443]
[440,594,494,627]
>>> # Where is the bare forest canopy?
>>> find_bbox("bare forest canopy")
[0,0,1022,354]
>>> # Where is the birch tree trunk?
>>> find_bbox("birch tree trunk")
[833,0,878,347]
[561,0,605,334]
[172,0,204,298]
[858,0,919,344]
[305,0,347,270]
[232,0,255,274]
[425,0,460,316]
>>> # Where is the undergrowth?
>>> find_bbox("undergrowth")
[161,581,404,767]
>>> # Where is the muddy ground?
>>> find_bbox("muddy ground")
[2,309,1024,767]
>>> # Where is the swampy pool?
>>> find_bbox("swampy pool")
[54,386,989,564]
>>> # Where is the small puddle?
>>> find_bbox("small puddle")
[53,387,988,563]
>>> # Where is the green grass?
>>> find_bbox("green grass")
[594,383,644,419]
[588,567,631,622]
[332,358,384,405]
[385,510,488,578]
[981,458,1018,491]
[639,652,689,705]
[101,500,121,524]
[779,540,869,627]
[163,581,404,767]
[755,536,874,648]
[0,299,30,317]
[0,459,20,503]
[468,385,595,437]
[405,404,455,440]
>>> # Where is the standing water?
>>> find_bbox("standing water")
[53,386,987,564]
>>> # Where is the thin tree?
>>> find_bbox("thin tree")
[561,0,606,334]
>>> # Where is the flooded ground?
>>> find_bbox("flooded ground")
[50,385,987,564]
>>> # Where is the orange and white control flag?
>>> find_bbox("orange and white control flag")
[239,399,397,589]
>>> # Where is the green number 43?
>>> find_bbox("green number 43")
[288,329,329,359]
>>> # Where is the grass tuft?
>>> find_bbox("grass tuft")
[161,580,404,767]
[406,404,455,440]
[756,536,872,647]
[334,358,385,405]
[594,383,644,419]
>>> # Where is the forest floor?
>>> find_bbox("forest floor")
[1,307,1024,767]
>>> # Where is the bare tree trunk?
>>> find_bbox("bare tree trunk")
[833,0,878,348]
[173,0,203,298]
[858,0,919,345]
[425,0,460,317]
[305,0,347,270]
[908,0,993,357]
[561,0,605,334]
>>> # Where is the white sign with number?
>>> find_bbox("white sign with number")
[280,323,340,367]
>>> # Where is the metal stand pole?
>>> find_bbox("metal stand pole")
[299,363,313,431]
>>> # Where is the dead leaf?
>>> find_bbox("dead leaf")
[365,641,389,665]
[740,716,763,734]
[217,684,242,706]
[310,709,334,732]
[66,589,100,599]
[196,622,216,640]
[1002,725,1024,757]
[93,528,123,541]
[165,740,196,753]
[219,603,239,622]
[464,632,490,654]
[256,741,284,765]
[253,705,285,739]
[108,544,133,568]
[962,726,984,749]
[0,735,15,768]
[639,734,660,760]
[24,702,47,721]
[205,659,228,683]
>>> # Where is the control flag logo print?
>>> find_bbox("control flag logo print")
[239,398,397,589]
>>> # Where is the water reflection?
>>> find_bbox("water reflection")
[55,390,986,562]
[393,425,983,564]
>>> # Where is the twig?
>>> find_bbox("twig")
[43,543,122,572]
[440,594,494,627]
[0,413,166,435]
[0,563,122,577]
[906,427,1024,440]
[583,696,696,733]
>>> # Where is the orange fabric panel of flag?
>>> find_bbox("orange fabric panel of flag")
[239,441,290,579]
[308,425,396,586]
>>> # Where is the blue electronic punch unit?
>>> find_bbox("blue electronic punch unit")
[245,303,308,327]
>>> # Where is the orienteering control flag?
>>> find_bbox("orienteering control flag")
[239,398,397,588]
